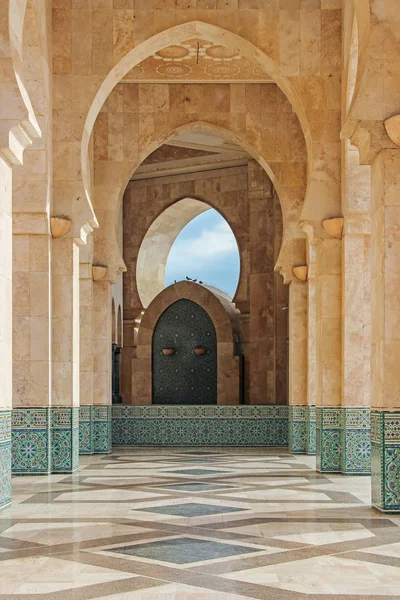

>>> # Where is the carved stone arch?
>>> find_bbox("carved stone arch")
[135,197,241,309]
[82,21,312,204]
[94,118,305,282]
[133,281,240,405]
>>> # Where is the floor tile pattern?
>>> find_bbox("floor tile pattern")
[2,448,400,599]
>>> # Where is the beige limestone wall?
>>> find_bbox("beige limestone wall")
[92,82,307,279]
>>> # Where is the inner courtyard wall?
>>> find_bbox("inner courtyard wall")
[122,162,288,405]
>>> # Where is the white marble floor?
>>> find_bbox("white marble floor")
[0,448,398,599]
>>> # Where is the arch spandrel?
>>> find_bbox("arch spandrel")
[94,114,307,282]
[82,21,312,203]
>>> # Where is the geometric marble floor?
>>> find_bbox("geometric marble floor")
[2,448,400,599]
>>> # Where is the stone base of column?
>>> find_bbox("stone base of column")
[12,408,51,475]
[0,411,11,510]
[306,406,316,455]
[94,406,112,454]
[51,408,79,473]
[289,406,307,454]
[79,406,94,455]
[372,412,400,513]
[316,408,341,473]
[341,408,371,475]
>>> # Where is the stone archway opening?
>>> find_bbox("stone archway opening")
[136,198,241,309]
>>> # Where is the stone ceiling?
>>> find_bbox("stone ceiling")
[132,132,251,181]
[122,38,272,83]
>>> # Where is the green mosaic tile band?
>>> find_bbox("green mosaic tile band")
[316,408,341,473]
[12,408,51,475]
[372,411,400,512]
[340,408,371,475]
[94,405,112,454]
[79,405,94,455]
[112,405,289,447]
[306,406,316,455]
[12,408,79,475]
[51,407,79,473]
[289,406,307,454]
[0,411,11,510]
[316,407,371,475]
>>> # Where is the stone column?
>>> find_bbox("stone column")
[341,216,371,474]
[248,161,275,405]
[370,149,400,512]
[306,243,318,455]
[51,237,80,472]
[92,279,112,453]
[12,219,52,475]
[315,238,342,473]
[288,279,308,454]
[0,157,12,510]
[79,258,94,455]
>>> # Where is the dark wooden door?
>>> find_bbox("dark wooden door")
[152,299,217,405]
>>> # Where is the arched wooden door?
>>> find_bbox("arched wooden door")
[152,299,217,405]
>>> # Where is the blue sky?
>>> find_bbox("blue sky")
[165,209,240,298]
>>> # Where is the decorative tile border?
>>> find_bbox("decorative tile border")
[316,408,341,473]
[372,411,400,513]
[51,408,79,473]
[112,405,289,447]
[0,411,11,510]
[306,406,316,455]
[341,408,371,474]
[12,408,51,475]
[79,405,94,455]
[289,406,307,454]
[94,405,112,454]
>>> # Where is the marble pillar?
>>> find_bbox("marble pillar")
[306,249,318,455]
[341,218,371,474]
[371,149,400,512]
[0,157,12,509]
[316,238,342,473]
[79,260,94,455]
[51,237,80,472]
[12,226,52,475]
[288,279,308,454]
[92,279,112,453]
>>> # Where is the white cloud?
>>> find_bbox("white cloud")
[167,220,238,270]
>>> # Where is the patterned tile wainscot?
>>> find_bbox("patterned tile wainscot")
[51,408,79,473]
[0,411,11,509]
[316,408,341,473]
[372,412,400,512]
[112,405,289,447]
[94,406,112,454]
[12,408,51,475]
[341,408,371,475]
[289,406,307,454]
[306,405,316,455]
[79,405,94,455]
